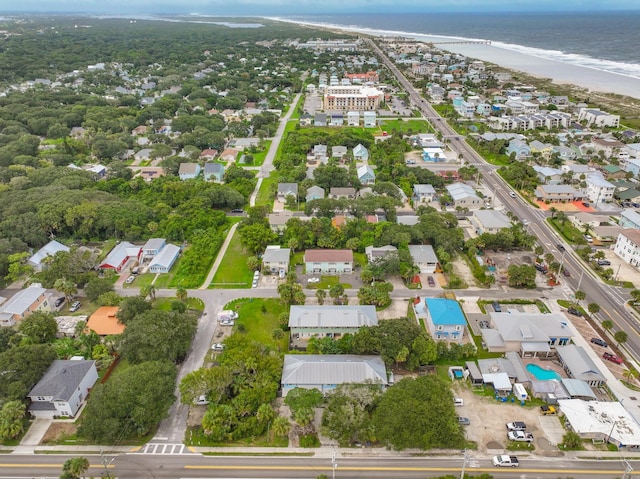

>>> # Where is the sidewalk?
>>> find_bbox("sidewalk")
[199,222,238,290]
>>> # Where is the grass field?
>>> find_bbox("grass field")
[255,175,276,207]
[210,231,253,288]
[224,298,288,351]
[377,119,433,134]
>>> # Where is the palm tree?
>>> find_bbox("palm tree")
[61,457,90,479]
[271,416,290,438]
[601,320,614,333]
[549,206,558,219]
[0,400,25,440]
[54,278,77,303]
[176,288,188,302]
[315,289,326,305]
[629,289,640,304]
[587,303,600,315]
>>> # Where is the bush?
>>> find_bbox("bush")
[299,433,320,448]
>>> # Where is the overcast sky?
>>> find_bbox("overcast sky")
[2,0,638,14]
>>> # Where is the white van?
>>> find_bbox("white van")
[217,310,238,321]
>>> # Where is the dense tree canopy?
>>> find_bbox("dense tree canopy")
[373,375,465,450]
[117,310,197,364]
[77,360,176,442]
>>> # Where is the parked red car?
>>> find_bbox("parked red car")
[603,352,624,365]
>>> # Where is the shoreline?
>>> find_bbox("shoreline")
[271,17,640,101]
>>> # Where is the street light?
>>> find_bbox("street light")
[331,450,338,479]
[460,449,469,479]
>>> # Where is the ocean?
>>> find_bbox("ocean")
[281,12,640,98]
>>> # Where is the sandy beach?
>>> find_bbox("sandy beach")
[279,19,640,100]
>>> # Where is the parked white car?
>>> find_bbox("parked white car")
[220,320,235,326]
[307,277,320,283]
[211,343,225,351]
[125,275,135,284]
[195,395,209,405]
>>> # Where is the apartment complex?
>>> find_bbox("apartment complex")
[323,86,383,111]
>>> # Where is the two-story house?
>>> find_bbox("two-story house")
[585,175,615,204]
[262,246,291,275]
[614,229,640,268]
[28,359,98,418]
[304,249,353,274]
[413,184,436,204]
[414,297,466,343]
[0,285,50,327]
[178,162,201,180]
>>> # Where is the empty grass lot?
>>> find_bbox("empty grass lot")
[225,298,288,351]
[377,119,433,134]
[209,231,253,288]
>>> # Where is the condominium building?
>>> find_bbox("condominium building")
[323,86,383,111]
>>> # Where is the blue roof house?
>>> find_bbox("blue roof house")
[506,139,531,160]
[203,162,225,182]
[415,298,467,343]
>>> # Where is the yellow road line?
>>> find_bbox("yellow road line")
[185,465,634,474]
[0,464,113,468]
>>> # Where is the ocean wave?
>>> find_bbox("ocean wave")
[274,16,640,81]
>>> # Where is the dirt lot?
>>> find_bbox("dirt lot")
[451,383,562,455]
[41,422,77,444]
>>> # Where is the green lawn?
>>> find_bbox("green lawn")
[547,217,587,244]
[376,119,433,134]
[210,231,253,288]
[224,298,288,351]
[243,141,271,166]
[289,95,305,120]
[306,276,352,290]
[255,175,276,207]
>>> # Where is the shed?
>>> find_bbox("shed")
[465,361,484,386]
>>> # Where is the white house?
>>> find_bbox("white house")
[28,359,98,418]
[408,245,438,273]
[413,184,436,203]
[446,183,482,209]
[614,229,640,268]
[262,246,290,275]
[148,244,181,273]
[585,175,615,204]
[578,108,620,128]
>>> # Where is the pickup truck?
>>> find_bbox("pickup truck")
[506,421,526,431]
[493,455,519,467]
[508,430,534,442]
[540,405,556,415]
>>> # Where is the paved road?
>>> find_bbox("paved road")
[366,37,640,361]
[3,452,639,479]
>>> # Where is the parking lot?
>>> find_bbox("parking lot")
[453,383,563,454]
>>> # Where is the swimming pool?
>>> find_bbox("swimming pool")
[526,364,561,381]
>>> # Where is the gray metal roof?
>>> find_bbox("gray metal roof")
[473,210,511,229]
[0,285,46,315]
[288,305,377,329]
[281,354,387,386]
[149,244,180,269]
[28,360,96,401]
[28,240,69,266]
[556,345,605,383]
[413,184,436,195]
[446,182,479,201]
[561,378,596,399]
[142,238,165,252]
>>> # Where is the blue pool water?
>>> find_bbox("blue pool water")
[526,364,561,381]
